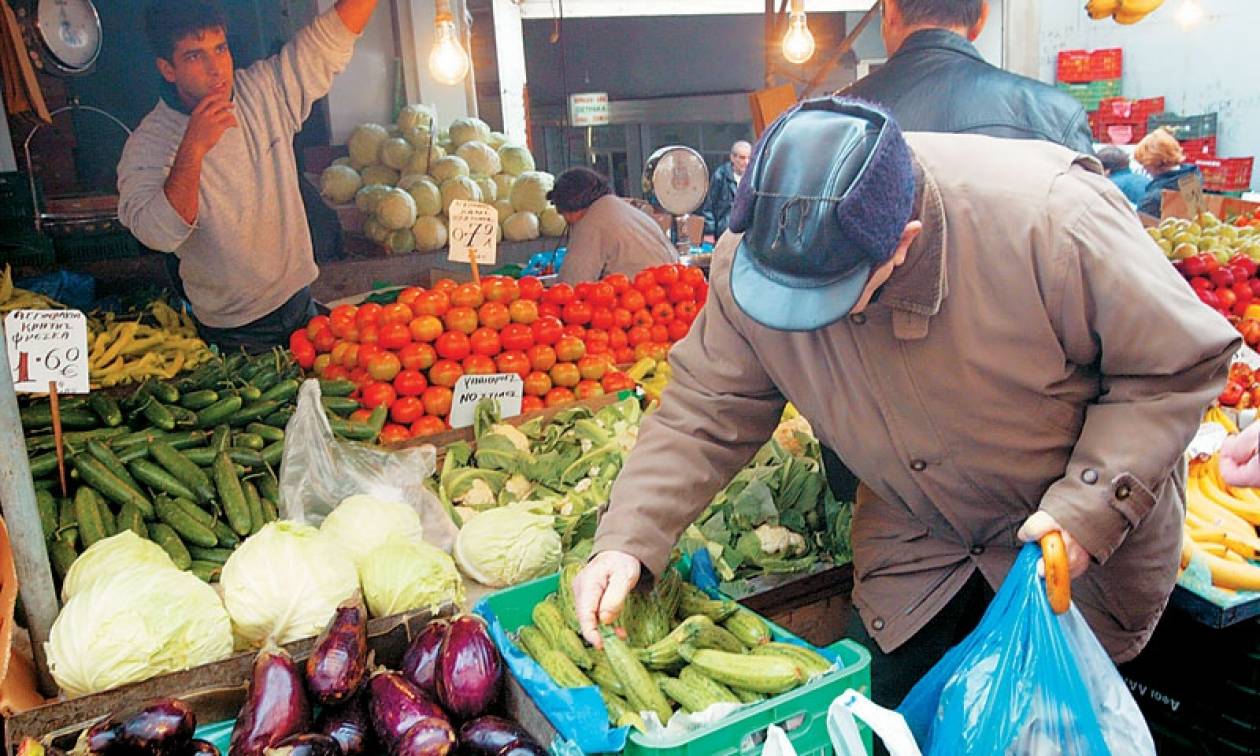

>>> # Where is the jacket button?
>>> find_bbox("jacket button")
[1081,468,1099,485]
[872,618,885,631]
[849,313,867,325]
[910,459,927,472]
[1115,484,1131,500]
[970,545,985,556]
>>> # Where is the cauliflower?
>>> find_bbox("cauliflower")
[455,478,498,510]
[754,524,808,557]
[504,473,534,500]
[773,415,816,456]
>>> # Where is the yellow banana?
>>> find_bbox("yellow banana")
[1086,0,1121,20]
[1118,0,1165,14]
[1186,475,1256,537]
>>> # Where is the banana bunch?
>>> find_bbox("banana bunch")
[1183,453,1260,591]
[88,300,214,387]
[0,263,66,314]
[626,356,672,401]
[1086,0,1165,24]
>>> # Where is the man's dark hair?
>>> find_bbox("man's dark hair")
[892,0,984,28]
[144,1,228,61]
[1097,147,1132,175]
[547,167,613,213]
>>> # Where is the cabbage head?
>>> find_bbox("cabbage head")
[503,211,540,242]
[221,521,359,647]
[453,500,562,587]
[397,173,429,192]
[493,199,515,223]
[493,173,516,199]
[348,123,389,167]
[497,145,535,176]
[488,131,509,150]
[414,216,449,252]
[46,567,232,697]
[397,103,436,132]
[363,217,390,244]
[430,155,470,184]
[60,531,175,603]
[320,164,362,204]
[456,141,501,177]
[320,494,425,567]
[474,175,498,203]
[375,187,418,230]
[539,207,568,237]
[449,116,491,147]
[509,171,554,214]
[359,537,464,617]
[386,228,416,255]
[360,164,400,188]
[380,137,414,170]
[440,176,483,215]
[332,156,352,168]
[405,177,443,217]
[406,143,445,176]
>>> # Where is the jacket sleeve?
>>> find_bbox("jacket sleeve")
[701,168,722,236]
[556,220,603,284]
[592,246,786,577]
[116,131,195,253]
[246,8,358,133]
[1036,176,1239,564]
[1062,107,1098,156]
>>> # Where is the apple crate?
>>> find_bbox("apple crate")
[1181,136,1218,158]
[1194,157,1255,193]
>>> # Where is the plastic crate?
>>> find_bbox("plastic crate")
[1056,79,1122,111]
[1149,112,1218,140]
[1180,136,1218,158]
[478,571,873,756]
[1056,50,1092,83]
[53,229,145,263]
[1097,96,1164,124]
[1056,48,1122,83]
[1,229,56,266]
[1194,157,1255,192]
[0,172,35,223]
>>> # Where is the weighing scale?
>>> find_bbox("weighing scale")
[642,145,709,257]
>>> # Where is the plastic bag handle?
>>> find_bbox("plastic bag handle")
[1040,532,1071,614]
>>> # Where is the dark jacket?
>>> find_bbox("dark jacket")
[1137,164,1200,217]
[702,162,739,238]
[842,29,1095,155]
[1108,167,1149,205]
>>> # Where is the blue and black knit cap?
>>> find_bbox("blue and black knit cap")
[728,96,916,331]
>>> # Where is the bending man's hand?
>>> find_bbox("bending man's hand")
[1220,418,1260,488]
[1017,511,1091,579]
[573,550,641,648]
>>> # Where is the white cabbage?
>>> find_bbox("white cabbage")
[509,171,554,214]
[488,131,509,150]
[539,207,568,237]
[448,116,492,147]
[497,145,535,176]
[320,165,361,204]
[430,155,470,184]
[359,164,400,188]
[405,143,446,176]
[363,217,390,244]
[380,137,415,171]
[386,228,416,255]
[474,175,498,203]
[359,537,464,617]
[355,184,391,214]
[493,199,515,223]
[348,123,389,167]
[414,216,449,251]
[397,103,436,132]
[493,173,516,199]
[60,531,175,603]
[456,141,502,177]
[320,494,426,567]
[440,176,483,215]
[406,177,443,217]
[375,187,418,230]
[453,500,562,587]
[503,211,541,241]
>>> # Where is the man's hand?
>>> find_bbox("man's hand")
[1017,511,1091,578]
[573,550,641,648]
[182,86,238,158]
[1220,419,1260,487]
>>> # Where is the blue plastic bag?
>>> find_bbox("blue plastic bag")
[898,544,1153,755]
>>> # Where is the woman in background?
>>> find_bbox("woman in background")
[1133,128,1201,217]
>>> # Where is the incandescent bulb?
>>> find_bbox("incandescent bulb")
[783,12,815,65]
[429,17,469,85]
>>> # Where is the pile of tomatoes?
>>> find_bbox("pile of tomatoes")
[287,264,708,443]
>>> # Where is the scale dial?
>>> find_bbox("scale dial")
[642,146,710,216]
[32,0,102,75]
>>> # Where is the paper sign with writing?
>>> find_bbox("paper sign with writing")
[449,373,523,429]
[569,92,610,127]
[448,200,499,265]
[4,309,90,393]
[1178,172,1207,218]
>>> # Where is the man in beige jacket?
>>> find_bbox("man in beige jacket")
[573,98,1239,706]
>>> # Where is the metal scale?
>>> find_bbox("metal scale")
[642,145,709,264]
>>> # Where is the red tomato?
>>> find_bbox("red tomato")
[620,290,646,312]
[348,367,370,386]
[399,342,437,371]
[509,299,539,324]
[432,278,459,295]
[408,315,443,343]
[422,386,454,416]
[478,302,511,330]
[451,282,485,309]
[650,324,669,343]
[545,283,576,307]
[518,276,545,301]
[613,347,636,364]
[435,331,471,361]
[555,336,587,362]
[668,283,695,304]
[584,329,610,355]
[574,282,595,301]
[413,291,450,317]
[496,350,532,379]
[539,302,563,320]
[379,424,411,445]
[651,302,675,324]
[305,315,331,340]
[646,342,670,361]
[330,303,357,325]
[667,319,691,341]
[613,308,633,330]
[331,341,355,367]
[463,354,497,375]
[681,266,706,288]
[356,303,383,328]
[675,301,699,324]
[562,301,593,326]
[589,307,615,331]
[609,328,629,349]
[428,359,464,388]
[390,396,425,425]
[627,326,652,346]
[500,323,534,352]
[550,362,581,388]
[290,328,312,351]
[311,352,331,375]
[644,286,668,307]
[379,322,412,351]
[361,381,397,409]
[322,364,349,381]
[393,368,428,396]
[382,302,414,325]
[396,286,426,309]
[604,273,631,293]
[292,341,316,369]
[633,270,657,292]
[588,282,617,309]
[368,352,402,382]
[356,343,383,370]
[562,325,587,342]
[527,345,557,372]
[311,328,337,354]
[470,327,502,357]
[694,281,709,304]
[443,306,479,335]
[545,387,576,408]
[524,371,552,397]
[521,395,545,413]
[575,380,605,400]
[349,408,373,424]
[654,264,680,286]
[577,355,608,381]
[357,324,380,345]
[329,310,357,338]
[601,370,636,393]
[632,310,654,329]
[532,316,563,345]
[410,416,447,437]
[482,275,521,304]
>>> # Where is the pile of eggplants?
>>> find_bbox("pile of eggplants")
[26,698,219,755]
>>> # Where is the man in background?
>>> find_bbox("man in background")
[1098,146,1148,205]
[702,140,751,243]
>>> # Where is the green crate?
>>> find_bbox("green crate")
[480,571,873,756]
[53,229,145,263]
[0,229,56,266]
[1056,78,1122,111]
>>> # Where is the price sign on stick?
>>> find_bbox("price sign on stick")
[448,200,499,281]
[449,373,523,429]
[4,310,90,394]
[1178,172,1208,218]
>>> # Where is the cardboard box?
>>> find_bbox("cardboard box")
[1161,189,1260,221]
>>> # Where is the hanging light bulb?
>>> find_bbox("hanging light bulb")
[429,0,470,85]
[782,0,815,65]
[1175,0,1204,28]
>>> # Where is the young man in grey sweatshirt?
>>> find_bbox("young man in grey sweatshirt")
[117,0,379,352]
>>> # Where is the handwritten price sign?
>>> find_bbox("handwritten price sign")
[448,199,499,265]
[4,310,90,394]
[449,373,523,429]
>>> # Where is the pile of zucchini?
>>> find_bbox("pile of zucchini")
[20,350,387,584]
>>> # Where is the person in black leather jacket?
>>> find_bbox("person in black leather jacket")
[702,141,751,241]
[842,0,1095,155]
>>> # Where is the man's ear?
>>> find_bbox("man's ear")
[968,1,991,41]
[156,57,177,84]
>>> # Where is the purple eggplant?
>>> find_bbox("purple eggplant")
[75,698,196,755]
[80,718,119,754]
[186,740,221,755]
[306,594,369,706]
[401,619,449,698]
[261,733,342,756]
[316,690,375,756]
[230,645,312,756]
[395,718,457,756]
[456,716,544,756]
[436,616,501,721]
[368,670,450,750]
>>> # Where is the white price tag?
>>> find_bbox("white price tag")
[4,309,90,394]
[448,373,523,429]
[448,200,499,265]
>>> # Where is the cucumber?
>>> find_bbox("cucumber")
[140,397,176,431]
[97,497,118,536]
[27,426,127,454]
[245,423,284,443]
[33,478,57,491]
[319,379,357,397]
[28,452,57,479]
[115,444,149,464]
[258,379,299,403]
[211,520,240,547]
[233,432,266,451]
[57,498,78,548]
[189,560,222,583]
[196,396,243,428]
[210,424,231,453]
[87,439,142,491]
[237,385,263,402]
[150,523,192,570]
[156,495,218,547]
[258,475,280,503]
[367,404,388,435]
[320,396,360,415]
[117,503,148,538]
[111,428,168,447]
[166,404,199,427]
[242,480,265,535]
[168,496,215,528]
[261,440,285,467]
[228,400,280,427]
[88,393,123,427]
[162,430,209,450]
[214,452,252,536]
[144,380,180,404]
[188,545,234,564]
[36,490,58,539]
[179,389,220,410]
[227,448,264,468]
[262,407,295,428]
[178,448,216,466]
[329,418,377,441]
[20,404,98,430]
[129,458,197,501]
[261,497,279,523]
[150,441,215,504]
[74,487,108,547]
[48,540,77,579]
[249,370,281,392]
[70,454,154,518]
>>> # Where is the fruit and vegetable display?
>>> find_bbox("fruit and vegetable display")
[1,263,65,314]
[291,264,708,442]
[1182,407,1260,594]
[319,108,565,254]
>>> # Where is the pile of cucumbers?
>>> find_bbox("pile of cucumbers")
[20,349,387,585]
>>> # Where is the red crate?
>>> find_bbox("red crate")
[1102,123,1145,145]
[1057,47,1123,83]
[1090,48,1124,80]
[1194,157,1255,192]
[1057,50,1092,83]
[1097,96,1164,123]
[1181,136,1218,158]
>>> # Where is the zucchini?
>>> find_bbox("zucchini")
[214,452,251,536]
[150,523,192,570]
[88,393,123,427]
